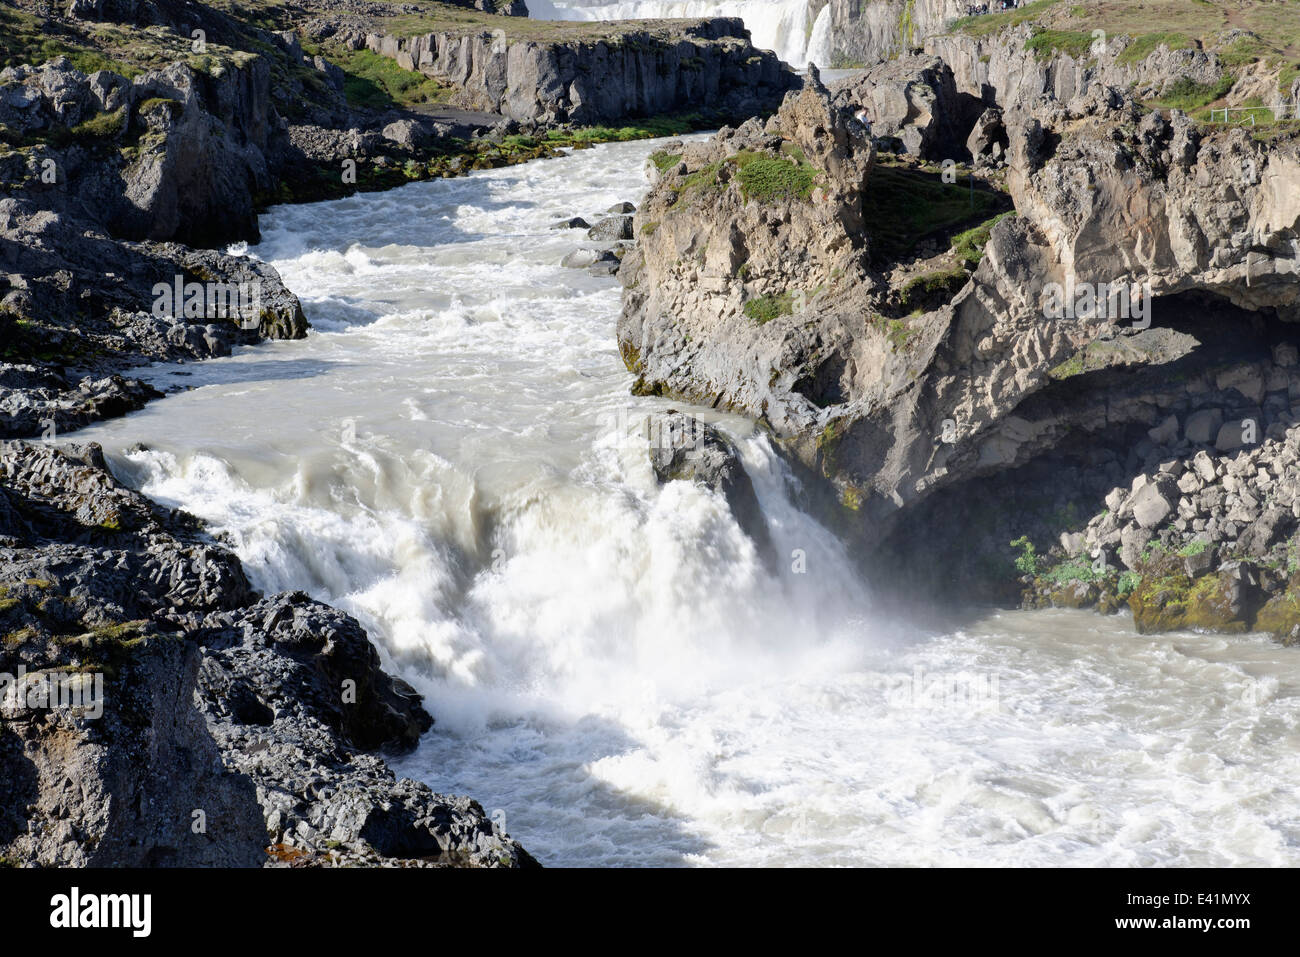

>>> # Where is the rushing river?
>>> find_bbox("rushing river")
[75,137,1300,867]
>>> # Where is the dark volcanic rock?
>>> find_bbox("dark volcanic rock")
[0,196,307,439]
[0,442,537,867]
[649,412,775,567]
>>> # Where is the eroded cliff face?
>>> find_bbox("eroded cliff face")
[1,55,275,246]
[618,56,1300,638]
[618,72,873,433]
[365,18,797,126]
[827,0,967,68]
[925,26,1237,113]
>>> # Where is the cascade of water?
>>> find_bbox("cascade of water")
[529,0,820,68]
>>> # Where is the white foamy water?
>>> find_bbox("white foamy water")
[75,138,1300,867]
[528,0,833,68]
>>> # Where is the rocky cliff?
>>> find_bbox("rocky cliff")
[0,441,537,867]
[618,50,1300,642]
[826,0,967,67]
[363,17,797,126]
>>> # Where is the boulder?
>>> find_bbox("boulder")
[1185,409,1225,445]
[1147,413,1179,446]
[587,215,634,242]
[966,107,1006,165]
[1132,479,1176,529]
[648,412,775,568]
[1215,418,1255,452]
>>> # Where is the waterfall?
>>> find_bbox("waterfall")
[528,0,822,68]
[805,4,833,67]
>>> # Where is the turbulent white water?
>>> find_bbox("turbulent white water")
[529,0,831,68]
[76,137,1300,867]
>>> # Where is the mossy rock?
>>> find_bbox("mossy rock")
[1048,580,1099,609]
[1254,582,1300,643]
[1128,572,1192,633]
[1129,567,1256,634]
[1183,572,1252,633]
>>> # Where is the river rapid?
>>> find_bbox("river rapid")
[74,136,1300,867]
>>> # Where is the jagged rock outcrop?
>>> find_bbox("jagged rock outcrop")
[0,441,537,866]
[619,71,873,431]
[0,196,307,438]
[830,53,981,159]
[1,56,275,246]
[624,80,1300,518]
[364,18,799,126]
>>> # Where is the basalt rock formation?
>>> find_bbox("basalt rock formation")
[823,0,966,68]
[364,17,798,127]
[0,441,537,867]
[619,49,1300,641]
[619,69,873,434]
[1,194,308,439]
[829,53,981,160]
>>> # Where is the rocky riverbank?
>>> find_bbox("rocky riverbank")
[0,440,536,866]
[617,32,1300,644]
[1,0,797,438]
[0,0,801,868]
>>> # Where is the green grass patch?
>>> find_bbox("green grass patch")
[649,149,681,174]
[953,0,1061,38]
[1025,29,1096,61]
[68,107,126,141]
[0,7,125,75]
[1216,34,1269,68]
[549,114,700,144]
[951,211,1015,268]
[1152,74,1235,112]
[1117,31,1193,65]
[743,290,796,324]
[670,160,724,209]
[324,47,454,109]
[733,149,817,203]
[897,268,968,314]
[861,165,1002,263]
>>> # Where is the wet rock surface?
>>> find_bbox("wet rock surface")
[647,412,775,567]
[619,36,1300,644]
[0,441,537,867]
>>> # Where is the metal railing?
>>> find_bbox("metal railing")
[1207,102,1299,125]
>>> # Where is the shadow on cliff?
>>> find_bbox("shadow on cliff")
[862,289,1300,618]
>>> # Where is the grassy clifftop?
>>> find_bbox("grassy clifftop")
[0,0,740,79]
[955,0,1300,71]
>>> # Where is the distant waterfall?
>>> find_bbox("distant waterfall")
[805,5,833,67]
[527,0,831,68]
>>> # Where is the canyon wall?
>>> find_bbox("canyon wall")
[365,18,798,125]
